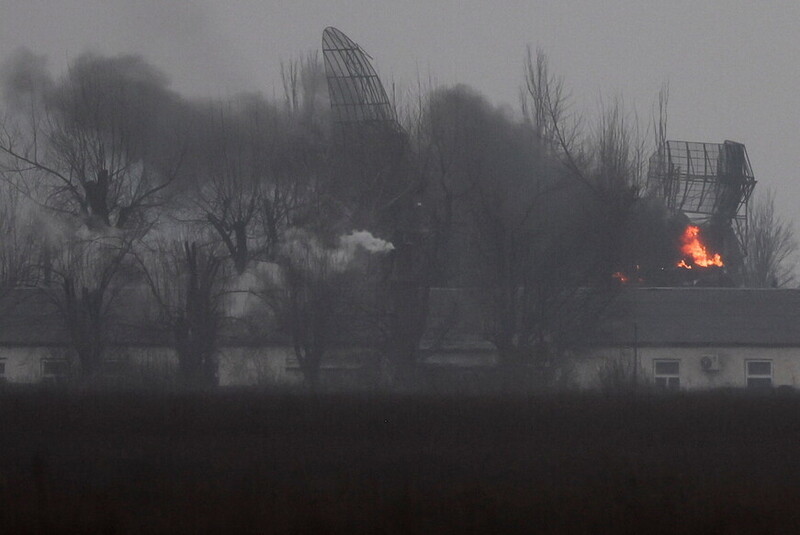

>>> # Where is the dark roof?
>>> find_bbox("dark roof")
[424,287,800,349]
[0,288,167,346]
[422,288,495,351]
[4,286,799,348]
[0,289,63,345]
[601,287,800,346]
[0,287,280,346]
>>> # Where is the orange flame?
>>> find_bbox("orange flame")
[677,225,723,268]
[612,271,629,283]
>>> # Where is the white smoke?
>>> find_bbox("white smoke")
[331,230,394,269]
[281,227,326,268]
[280,228,394,273]
[339,230,395,254]
[228,230,394,317]
[229,261,282,317]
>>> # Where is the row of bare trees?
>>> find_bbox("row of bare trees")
[0,47,794,388]
[407,49,658,374]
[0,49,403,387]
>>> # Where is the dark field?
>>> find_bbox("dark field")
[1,389,800,533]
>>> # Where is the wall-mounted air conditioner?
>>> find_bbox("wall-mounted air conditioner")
[700,354,721,372]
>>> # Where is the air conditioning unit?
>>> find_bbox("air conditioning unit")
[700,354,721,372]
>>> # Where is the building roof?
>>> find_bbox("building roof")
[3,286,800,349]
[0,288,167,346]
[0,289,63,345]
[598,287,800,346]
[0,287,281,347]
[424,287,800,350]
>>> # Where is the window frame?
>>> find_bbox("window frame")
[653,359,680,390]
[41,358,69,383]
[745,359,773,389]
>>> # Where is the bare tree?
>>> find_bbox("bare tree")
[418,85,605,371]
[280,54,428,385]
[189,97,287,274]
[46,232,134,377]
[281,51,329,129]
[190,57,331,276]
[140,239,226,386]
[0,178,39,292]
[412,60,654,376]
[523,50,646,256]
[522,46,585,176]
[744,189,797,288]
[260,229,391,390]
[0,52,185,232]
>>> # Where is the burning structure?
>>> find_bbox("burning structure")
[648,140,756,284]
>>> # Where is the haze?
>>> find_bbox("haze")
[2,0,799,235]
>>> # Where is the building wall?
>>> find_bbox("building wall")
[3,343,799,390]
[0,346,180,384]
[0,346,294,386]
[577,346,800,390]
[0,347,56,382]
[218,346,299,386]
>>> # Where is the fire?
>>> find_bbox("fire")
[612,266,641,284]
[612,271,629,283]
[676,225,723,268]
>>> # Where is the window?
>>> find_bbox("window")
[654,360,680,389]
[0,359,6,380]
[41,359,69,383]
[746,360,772,389]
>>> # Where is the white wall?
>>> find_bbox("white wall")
[0,345,295,386]
[4,343,799,390]
[218,346,299,386]
[0,347,55,382]
[576,346,800,390]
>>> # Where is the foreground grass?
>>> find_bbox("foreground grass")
[0,388,799,533]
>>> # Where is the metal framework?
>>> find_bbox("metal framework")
[322,27,396,126]
[648,140,756,246]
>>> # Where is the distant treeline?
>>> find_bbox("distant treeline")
[0,48,792,388]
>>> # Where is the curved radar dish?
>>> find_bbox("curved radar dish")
[322,27,396,126]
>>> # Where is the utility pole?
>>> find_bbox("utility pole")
[632,322,639,390]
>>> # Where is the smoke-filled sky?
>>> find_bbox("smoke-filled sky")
[2,0,799,231]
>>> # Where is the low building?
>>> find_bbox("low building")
[0,287,294,386]
[423,287,800,390]
[578,287,800,390]
[2,286,800,390]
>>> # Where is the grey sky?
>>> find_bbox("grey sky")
[2,0,799,230]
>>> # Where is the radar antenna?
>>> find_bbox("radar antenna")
[322,27,397,128]
[648,139,757,273]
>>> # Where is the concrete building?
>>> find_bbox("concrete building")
[579,287,800,390]
[422,287,800,390]
[0,288,295,386]
[2,286,800,390]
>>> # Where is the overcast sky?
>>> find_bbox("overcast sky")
[2,0,799,230]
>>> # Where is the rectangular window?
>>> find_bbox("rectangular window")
[41,359,69,382]
[654,360,680,389]
[0,359,6,379]
[746,360,772,389]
